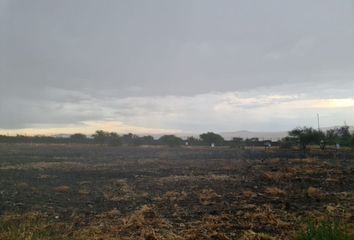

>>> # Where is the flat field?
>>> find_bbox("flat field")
[0,143,353,239]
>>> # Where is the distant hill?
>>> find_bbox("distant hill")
[220,130,288,141]
[220,126,354,141]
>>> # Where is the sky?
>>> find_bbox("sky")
[1,0,354,135]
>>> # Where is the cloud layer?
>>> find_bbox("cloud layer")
[1,0,354,134]
[1,84,354,135]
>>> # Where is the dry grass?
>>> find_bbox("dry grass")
[74,205,181,240]
[102,179,136,202]
[160,191,188,202]
[288,158,319,165]
[0,212,71,240]
[0,162,87,171]
[307,187,324,199]
[263,187,286,196]
[198,189,221,206]
[261,171,294,183]
[239,231,276,240]
[157,175,240,185]
[243,191,257,199]
[53,185,70,193]
[16,182,29,189]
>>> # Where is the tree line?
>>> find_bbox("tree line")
[0,131,228,147]
[283,126,354,151]
[0,126,353,149]
[0,131,225,147]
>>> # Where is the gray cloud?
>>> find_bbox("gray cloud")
[2,84,354,132]
[1,0,354,132]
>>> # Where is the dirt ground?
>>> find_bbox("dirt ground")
[0,143,353,239]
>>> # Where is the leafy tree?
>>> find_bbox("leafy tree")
[158,135,183,147]
[92,130,121,146]
[69,133,87,143]
[288,127,324,151]
[324,126,352,147]
[199,132,224,146]
[122,133,142,146]
[92,130,108,144]
[336,126,351,146]
[140,135,155,145]
[325,129,338,146]
[108,132,122,146]
[186,136,201,146]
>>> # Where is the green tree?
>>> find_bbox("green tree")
[186,136,201,146]
[336,126,351,146]
[69,133,87,143]
[199,132,224,146]
[325,126,352,147]
[92,130,121,146]
[121,133,142,146]
[92,130,109,144]
[108,132,122,146]
[288,127,324,151]
[140,135,155,145]
[325,129,338,146]
[158,135,183,147]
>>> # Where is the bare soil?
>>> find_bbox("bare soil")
[0,143,353,239]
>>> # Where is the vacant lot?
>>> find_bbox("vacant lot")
[0,143,353,239]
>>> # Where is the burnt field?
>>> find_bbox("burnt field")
[0,143,353,239]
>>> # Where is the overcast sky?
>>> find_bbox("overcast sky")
[1,0,354,135]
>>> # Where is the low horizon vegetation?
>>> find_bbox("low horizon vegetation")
[296,220,354,240]
[0,126,353,150]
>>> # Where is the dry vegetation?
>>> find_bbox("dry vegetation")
[0,143,353,239]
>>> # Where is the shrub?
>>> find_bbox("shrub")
[158,135,183,147]
[296,221,354,240]
[199,132,224,146]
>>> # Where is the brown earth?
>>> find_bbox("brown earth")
[0,143,353,239]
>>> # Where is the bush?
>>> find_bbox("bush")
[69,133,87,143]
[279,137,295,149]
[158,135,183,147]
[288,127,324,151]
[296,221,354,240]
[92,130,122,146]
[199,132,224,146]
